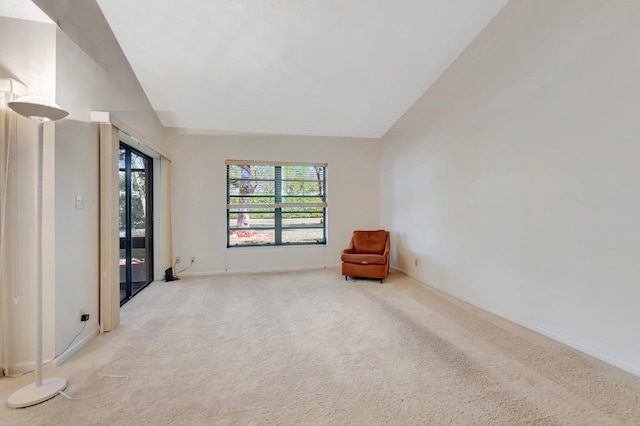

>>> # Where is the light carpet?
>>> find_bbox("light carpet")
[2,268,640,425]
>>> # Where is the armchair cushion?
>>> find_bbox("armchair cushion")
[351,230,388,254]
[341,252,386,265]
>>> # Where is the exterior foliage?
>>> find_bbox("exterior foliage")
[227,163,326,246]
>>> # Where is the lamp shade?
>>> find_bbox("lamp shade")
[8,96,68,122]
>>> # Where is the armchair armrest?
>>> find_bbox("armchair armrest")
[343,238,355,255]
[384,232,390,259]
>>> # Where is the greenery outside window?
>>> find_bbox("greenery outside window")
[226,160,327,247]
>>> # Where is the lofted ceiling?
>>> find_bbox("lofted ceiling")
[0,0,51,23]
[92,0,508,138]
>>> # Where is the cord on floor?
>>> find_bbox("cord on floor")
[59,319,136,401]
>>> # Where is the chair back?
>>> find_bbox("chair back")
[352,230,388,255]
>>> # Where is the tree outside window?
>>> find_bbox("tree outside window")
[226,161,327,246]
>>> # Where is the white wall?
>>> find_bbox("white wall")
[54,120,101,357]
[54,25,165,357]
[381,0,640,375]
[53,29,105,359]
[0,9,166,371]
[168,131,380,275]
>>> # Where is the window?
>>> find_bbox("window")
[226,160,327,247]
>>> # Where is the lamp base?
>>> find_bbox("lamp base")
[7,378,67,408]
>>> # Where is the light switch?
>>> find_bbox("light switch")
[75,194,84,209]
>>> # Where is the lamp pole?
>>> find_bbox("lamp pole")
[7,96,68,408]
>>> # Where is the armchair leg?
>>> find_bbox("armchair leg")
[344,276,348,281]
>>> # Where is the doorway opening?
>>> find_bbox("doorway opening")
[119,143,153,305]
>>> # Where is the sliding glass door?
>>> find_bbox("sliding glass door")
[119,144,153,304]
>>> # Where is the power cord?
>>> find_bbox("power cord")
[175,258,195,276]
[59,319,136,401]
[54,321,87,361]
[59,368,129,401]
[166,257,182,281]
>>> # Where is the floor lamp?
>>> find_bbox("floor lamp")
[7,96,68,408]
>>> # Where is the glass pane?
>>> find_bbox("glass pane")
[282,216,323,228]
[131,239,147,280]
[282,206,324,213]
[229,213,274,229]
[227,195,275,205]
[118,148,126,169]
[281,165,324,181]
[228,180,274,194]
[281,196,324,203]
[229,229,275,246]
[228,164,275,179]
[281,166,325,198]
[119,158,126,303]
[131,171,147,235]
[119,247,126,303]
[228,166,276,216]
[131,151,146,170]
[282,208,324,228]
[282,228,325,244]
[229,210,275,229]
[281,182,323,197]
[119,171,126,237]
[131,167,148,288]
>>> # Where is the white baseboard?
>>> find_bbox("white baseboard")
[391,267,640,378]
[180,264,341,277]
[3,360,37,377]
[1,327,98,376]
[54,327,100,366]
[447,287,640,377]
[390,265,408,275]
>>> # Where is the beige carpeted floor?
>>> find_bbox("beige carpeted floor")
[2,268,640,425]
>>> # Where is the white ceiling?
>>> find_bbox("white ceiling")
[96,0,508,138]
[0,0,52,23]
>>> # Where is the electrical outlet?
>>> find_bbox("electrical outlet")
[190,256,195,263]
[80,313,90,322]
[176,256,181,264]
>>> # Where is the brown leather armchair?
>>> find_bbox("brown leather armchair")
[341,230,390,282]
